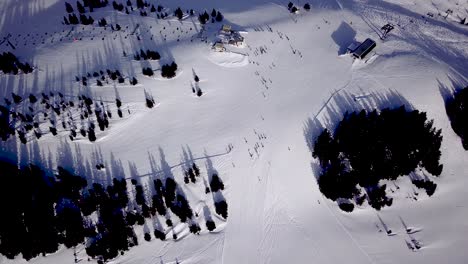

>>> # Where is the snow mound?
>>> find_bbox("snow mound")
[207,51,249,68]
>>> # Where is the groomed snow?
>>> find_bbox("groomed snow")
[207,51,249,68]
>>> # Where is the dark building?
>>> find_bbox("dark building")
[352,38,376,59]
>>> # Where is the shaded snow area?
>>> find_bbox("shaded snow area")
[0,0,467,263]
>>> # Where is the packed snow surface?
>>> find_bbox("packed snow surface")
[0,0,467,263]
[207,52,249,68]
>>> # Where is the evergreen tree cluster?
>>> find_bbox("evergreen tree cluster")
[80,14,94,25]
[133,49,161,61]
[0,163,59,260]
[112,1,124,11]
[76,69,132,86]
[94,102,110,132]
[206,220,216,231]
[0,52,33,75]
[189,223,201,234]
[161,62,178,78]
[338,202,354,212]
[0,162,140,262]
[0,88,129,143]
[98,18,107,27]
[198,11,210,24]
[445,86,468,150]
[63,0,110,25]
[210,173,225,192]
[65,1,108,14]
[82,181,137,261]
[183,163,200,184]
[136,0,148,9]
[63,13,94,25]
[174,7,184,20]
[209,173,228,219]
[142,67,154,76]
[152,179,167,216]
[412,179,437,196]
[215,200,228,219]
[0,146,228,261]
[214,9,223,22]
[0,105,13,140]
[0,164,95,260]
[84,0,109,9]
[198,9,223,24]
[287,2,298,13]
[313,106,443,211]
[94,0,168,19]
[65,2,74,13]
[160,178,193,222]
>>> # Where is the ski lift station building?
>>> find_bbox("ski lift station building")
[348,38,376,59]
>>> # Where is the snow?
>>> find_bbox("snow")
[0,0,467,263]
[207,51,249,68]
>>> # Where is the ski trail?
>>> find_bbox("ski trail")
[321,196,376,264]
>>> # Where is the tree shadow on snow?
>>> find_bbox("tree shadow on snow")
[438,74,468,147]
[437,74,467,108]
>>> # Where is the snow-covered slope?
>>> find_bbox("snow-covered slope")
[0,0,467,263]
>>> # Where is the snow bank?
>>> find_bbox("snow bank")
[207,51,249,68]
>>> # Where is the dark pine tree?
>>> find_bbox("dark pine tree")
[174,7,183,20]
[206,220,216,231]
[136,0,144,9]
[210,174,225,192]
[215,11,223,22]
[65,2,74,13]
[77,1,86,13]
[88,127,96,142]
[215,200,228,219]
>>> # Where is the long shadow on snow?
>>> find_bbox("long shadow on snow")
[437,73,468,106]
[331,21,357,55]
[438,74,468,148]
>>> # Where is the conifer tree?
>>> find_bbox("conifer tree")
[65,2,74,13]
[77,1,86,13]
[215,11,223,22]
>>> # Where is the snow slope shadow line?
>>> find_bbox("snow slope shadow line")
[131,150,231,180]
[437,74,468,107]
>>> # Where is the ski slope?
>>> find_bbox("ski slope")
[0,0,467,263]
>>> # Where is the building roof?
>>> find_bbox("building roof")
[347,42,360,52]
[352,38,376,59]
